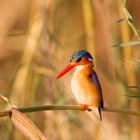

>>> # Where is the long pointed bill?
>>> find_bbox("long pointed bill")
[56,64,76,80]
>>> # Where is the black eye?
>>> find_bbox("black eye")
[76,57,82,62]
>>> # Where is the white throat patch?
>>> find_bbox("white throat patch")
[75,65,84,71]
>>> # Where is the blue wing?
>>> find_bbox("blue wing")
[89,70,103,108]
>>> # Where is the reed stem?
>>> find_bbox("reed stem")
[0,105,140,117]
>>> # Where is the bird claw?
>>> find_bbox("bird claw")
[80,104,92,111]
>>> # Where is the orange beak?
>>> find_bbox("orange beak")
[56,64,77,80]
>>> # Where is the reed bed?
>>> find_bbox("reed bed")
[0,0,139,140]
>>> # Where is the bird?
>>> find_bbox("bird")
[56,50,104,121]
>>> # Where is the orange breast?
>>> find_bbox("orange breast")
[71,66,102,107]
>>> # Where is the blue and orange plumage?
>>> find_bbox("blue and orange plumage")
[56,50,104,121]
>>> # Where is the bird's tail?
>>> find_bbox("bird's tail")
[98,107,102,121]
[87,106,103,122]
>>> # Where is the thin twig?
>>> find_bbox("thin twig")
[0,105,140,117]
[103,106,140,116]
[122,0,140,40]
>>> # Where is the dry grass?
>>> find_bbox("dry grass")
[0,0,139,140]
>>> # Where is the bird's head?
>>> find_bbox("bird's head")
[56,50,94,79]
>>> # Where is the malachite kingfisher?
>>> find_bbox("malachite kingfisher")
[56,50,104,121]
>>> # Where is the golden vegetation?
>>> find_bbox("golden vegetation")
[0,0,140,140]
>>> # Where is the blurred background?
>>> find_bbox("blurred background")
[0,0,140,139]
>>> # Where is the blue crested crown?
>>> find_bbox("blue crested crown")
[70,50,93,62]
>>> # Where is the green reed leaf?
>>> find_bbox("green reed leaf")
[112,41,140,47]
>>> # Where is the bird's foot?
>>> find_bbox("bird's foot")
[80,104,92,111]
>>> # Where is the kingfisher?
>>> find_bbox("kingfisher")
[56,50,104,121]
